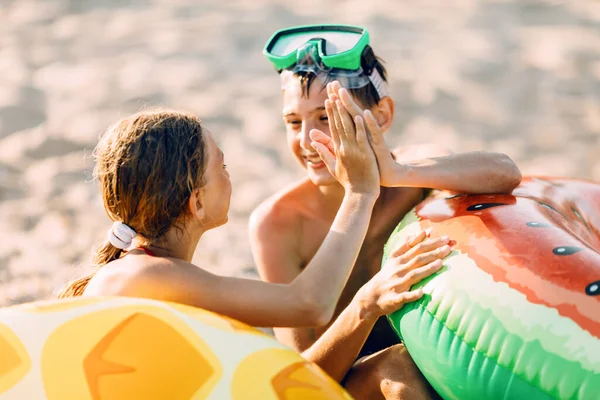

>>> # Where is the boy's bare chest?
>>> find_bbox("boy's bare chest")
[298,188,424,306]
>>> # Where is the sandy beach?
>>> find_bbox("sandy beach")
[1,0,599,306]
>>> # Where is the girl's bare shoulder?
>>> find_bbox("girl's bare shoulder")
[83,255,208,299]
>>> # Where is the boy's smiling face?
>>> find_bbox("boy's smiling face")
[281,76,339,186]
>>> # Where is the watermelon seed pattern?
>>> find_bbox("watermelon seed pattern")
[526,222,551,228]
[466,203,509,211]
[553,246,582,256]
[538,202,564,216]
[586,281,599,296]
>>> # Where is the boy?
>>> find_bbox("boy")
[251,24,521,399]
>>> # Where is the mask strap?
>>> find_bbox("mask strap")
[368,68,388,99]
[280,66,389,100]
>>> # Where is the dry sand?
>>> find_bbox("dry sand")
[1,0,599,306]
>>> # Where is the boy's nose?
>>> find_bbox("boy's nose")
[299,122,314,151]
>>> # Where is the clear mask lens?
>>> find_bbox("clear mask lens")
[280,68,369,90]
[270,30,363,58]
[283,42,372,90]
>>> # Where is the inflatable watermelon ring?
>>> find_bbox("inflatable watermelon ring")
[384,176,600,400]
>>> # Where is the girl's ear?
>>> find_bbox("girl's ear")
[188,188,205,221]
[372,96,395,133]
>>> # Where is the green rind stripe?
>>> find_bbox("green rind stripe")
[389,303,556,400]
[382,208,420,263]
[389,288,600,399]
[384,212,600,371]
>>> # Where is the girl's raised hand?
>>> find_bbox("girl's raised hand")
[328,81,400,187]
[309,82,380,197]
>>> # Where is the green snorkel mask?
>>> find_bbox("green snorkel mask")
[263,24,388,98]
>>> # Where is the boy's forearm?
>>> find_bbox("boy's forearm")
[392,151,522,194]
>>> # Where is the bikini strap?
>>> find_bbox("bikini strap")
[131,247,156,257]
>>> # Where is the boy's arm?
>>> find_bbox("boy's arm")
[301,297,377,380]
[385,142,522,194]
[392,143,453,162]
[311,121,521,195]
[361,109,521,194]
[329,85,522,194]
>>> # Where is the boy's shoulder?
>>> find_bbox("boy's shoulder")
[249,179,318,239]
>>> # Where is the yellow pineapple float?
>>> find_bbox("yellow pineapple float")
[0,296,351,400]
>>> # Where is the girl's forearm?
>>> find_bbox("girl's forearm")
[302,297,377,381]
[291,192,377,325]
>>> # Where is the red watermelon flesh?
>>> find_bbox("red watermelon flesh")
[415,177,600,339]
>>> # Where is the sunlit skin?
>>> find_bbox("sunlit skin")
[282,82,338,187]
[64,109,453,398]
[80,109,445,353]
[251,77,522,399]
[252,80,447,400]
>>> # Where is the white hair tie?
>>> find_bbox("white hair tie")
[107,221,137,249]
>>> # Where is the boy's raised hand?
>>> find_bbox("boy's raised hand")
[330,81,402,187]
[362,109,400,187]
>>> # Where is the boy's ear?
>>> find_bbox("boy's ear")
[188,189,205,221]
[373,96,395,133]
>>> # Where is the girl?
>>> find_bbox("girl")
[57,107,447,382]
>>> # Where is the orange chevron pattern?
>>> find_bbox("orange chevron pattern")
[0,297,351,399]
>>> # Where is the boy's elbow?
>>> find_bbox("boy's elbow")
[509,165,523,190]
[483,153,521,194]
[498,154,522,193]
